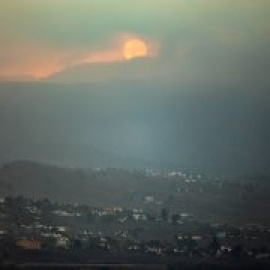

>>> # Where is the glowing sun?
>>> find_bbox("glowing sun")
[124,39,148,60]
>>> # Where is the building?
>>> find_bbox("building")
[16,239,41,250]
[56,237,69,249]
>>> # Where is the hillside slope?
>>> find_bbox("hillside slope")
[1,160,270,225]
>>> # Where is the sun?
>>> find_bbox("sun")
[124,39,148,60]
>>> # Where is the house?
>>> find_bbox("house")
[56,237,69,249]
[146,246,163,255]
[53,210,80,217]
[16,239,41,250]
[57,226,67,232]
[115,230,128,238]
[118,217,127,223]
[133,213,147,221]
[180,212,191,218]
[144,196,154,203]
[105,206,123,213]
[192,235,202,241]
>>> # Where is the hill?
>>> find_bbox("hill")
[1,160,270,225]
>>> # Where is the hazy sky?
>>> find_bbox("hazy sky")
[0,1,270,174]
[0,0,269,85]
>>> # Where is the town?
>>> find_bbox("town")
[1,194,270,267]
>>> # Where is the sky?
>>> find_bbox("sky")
[0,1,270,175]
[0,0,269,85]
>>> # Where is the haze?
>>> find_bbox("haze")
[0,0,270,176]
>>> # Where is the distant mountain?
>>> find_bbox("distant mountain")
[0,141,157,170]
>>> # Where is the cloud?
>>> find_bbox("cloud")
[0,0,269,85]
[0,34,160,80]
[0,42,66,80]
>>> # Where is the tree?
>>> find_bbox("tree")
[210,234,221,255]
[231,244,244,259]
[160,208,169,221]
[72,239,82,250]
[171,214,180,225]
